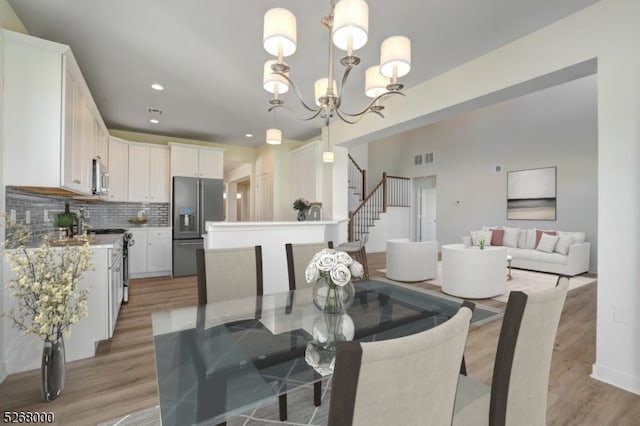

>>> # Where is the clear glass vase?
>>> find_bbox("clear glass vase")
[305,312,355,376]
[312,275,355,314]
[41,334,65,402]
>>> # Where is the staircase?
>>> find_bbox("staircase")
[347,159,411,242]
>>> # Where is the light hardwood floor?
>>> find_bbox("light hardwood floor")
[1,252,638,425]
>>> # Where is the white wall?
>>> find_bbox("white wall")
[368,75,598,270]
[328,0,640,395]
[0,14,7,384]
[365,207,411,253]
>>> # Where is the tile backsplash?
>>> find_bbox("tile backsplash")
[6,187,169,239]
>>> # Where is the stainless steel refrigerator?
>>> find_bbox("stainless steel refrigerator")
[172,176,224,276]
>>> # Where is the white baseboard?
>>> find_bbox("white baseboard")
[592,363,640,395]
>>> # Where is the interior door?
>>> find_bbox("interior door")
[418,188,437,241]
[256,172,272,221]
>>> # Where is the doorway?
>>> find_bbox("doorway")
[414,176,437,242]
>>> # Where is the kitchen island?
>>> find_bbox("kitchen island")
[205,220,348,294]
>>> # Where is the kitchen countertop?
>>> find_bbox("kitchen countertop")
[26,233,123,249]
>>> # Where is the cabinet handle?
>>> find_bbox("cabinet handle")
[73,179,81,184]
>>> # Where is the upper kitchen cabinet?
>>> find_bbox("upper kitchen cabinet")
[108,137,129,202]
[3,30,106,196]
[169,143,224,179]
[128,143,170,202]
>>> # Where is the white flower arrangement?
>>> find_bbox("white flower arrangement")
[305,248,364,287]
[2,216,93,342]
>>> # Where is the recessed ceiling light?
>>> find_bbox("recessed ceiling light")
[150,119,160,124]
[151,83,164,91]
[245,133,253,138]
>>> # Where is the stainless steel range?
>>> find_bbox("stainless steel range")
[89,228,134,302]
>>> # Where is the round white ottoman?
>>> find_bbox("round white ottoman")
[386,239,438,282]
[441,244,507,298]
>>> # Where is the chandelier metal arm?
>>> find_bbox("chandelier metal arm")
[335,108,370,124]
[275,71,320,112]
[336,90,406,118]
[269,102,326,122]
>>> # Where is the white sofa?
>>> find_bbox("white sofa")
[469,227,590,276]
[386,239,438,282]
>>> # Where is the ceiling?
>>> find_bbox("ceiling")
[7,0,599,148]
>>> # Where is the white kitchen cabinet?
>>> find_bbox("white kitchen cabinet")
[3,30,105,195]
[169,143,224,179]
[108,137,129,201]
[128,143,170,202]
[129,227,172,278]
[147,229,173,274]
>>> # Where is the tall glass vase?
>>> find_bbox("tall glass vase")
[41,334,65,402]
[305,312,355,376]
[297,210,306,221]
[312,275,355,314]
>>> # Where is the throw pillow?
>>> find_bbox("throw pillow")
[491,229,505,246]
[517,229,528,248]
[535,229,557,246]
[554,234,574,255]
[525,229,537,249]
[503,227,520,248]
[537,233,560,253]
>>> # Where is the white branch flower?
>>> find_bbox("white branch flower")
[2,215,93,342]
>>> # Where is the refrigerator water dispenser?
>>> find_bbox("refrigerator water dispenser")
[178,207,196,233]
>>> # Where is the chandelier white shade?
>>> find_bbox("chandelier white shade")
[263,60,289,94]
[380,36,411,79]
[314,78,338,106]
[322,151,335,163]
[365,66,388,98]
[263,8,297,58]
[332,0,369,53]
[266,128,282,145]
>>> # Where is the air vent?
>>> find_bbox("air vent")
[146,107,164,116]
[424,152,434,164]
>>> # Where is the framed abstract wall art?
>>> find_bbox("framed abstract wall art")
[507,166,557,220]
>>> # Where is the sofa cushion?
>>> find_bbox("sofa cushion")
[558,231,586,244]
[554,234,574,255]
[507,248,568,265]
[491,229,505,246]
[524,229,537,249]
[536,233,560,253]
[503,227,520,248]
[535,229,557,246]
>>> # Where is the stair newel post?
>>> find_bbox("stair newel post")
[362,169,367,201]
[382,172,388,213]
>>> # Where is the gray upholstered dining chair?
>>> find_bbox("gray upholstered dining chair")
[285,241,334,290]
[328,301,476,426]
[195,246,263,305]
[194,246,265,426]
[336,234,369,279]
[453,276,570,426]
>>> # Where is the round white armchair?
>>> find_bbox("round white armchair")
[386,239,438,282]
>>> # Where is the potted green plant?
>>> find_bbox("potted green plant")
[54,211,76,239]
[293,198,311,221]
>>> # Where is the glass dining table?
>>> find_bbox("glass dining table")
[152,279,499,426]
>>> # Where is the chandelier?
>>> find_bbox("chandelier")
[262,0,412,148]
